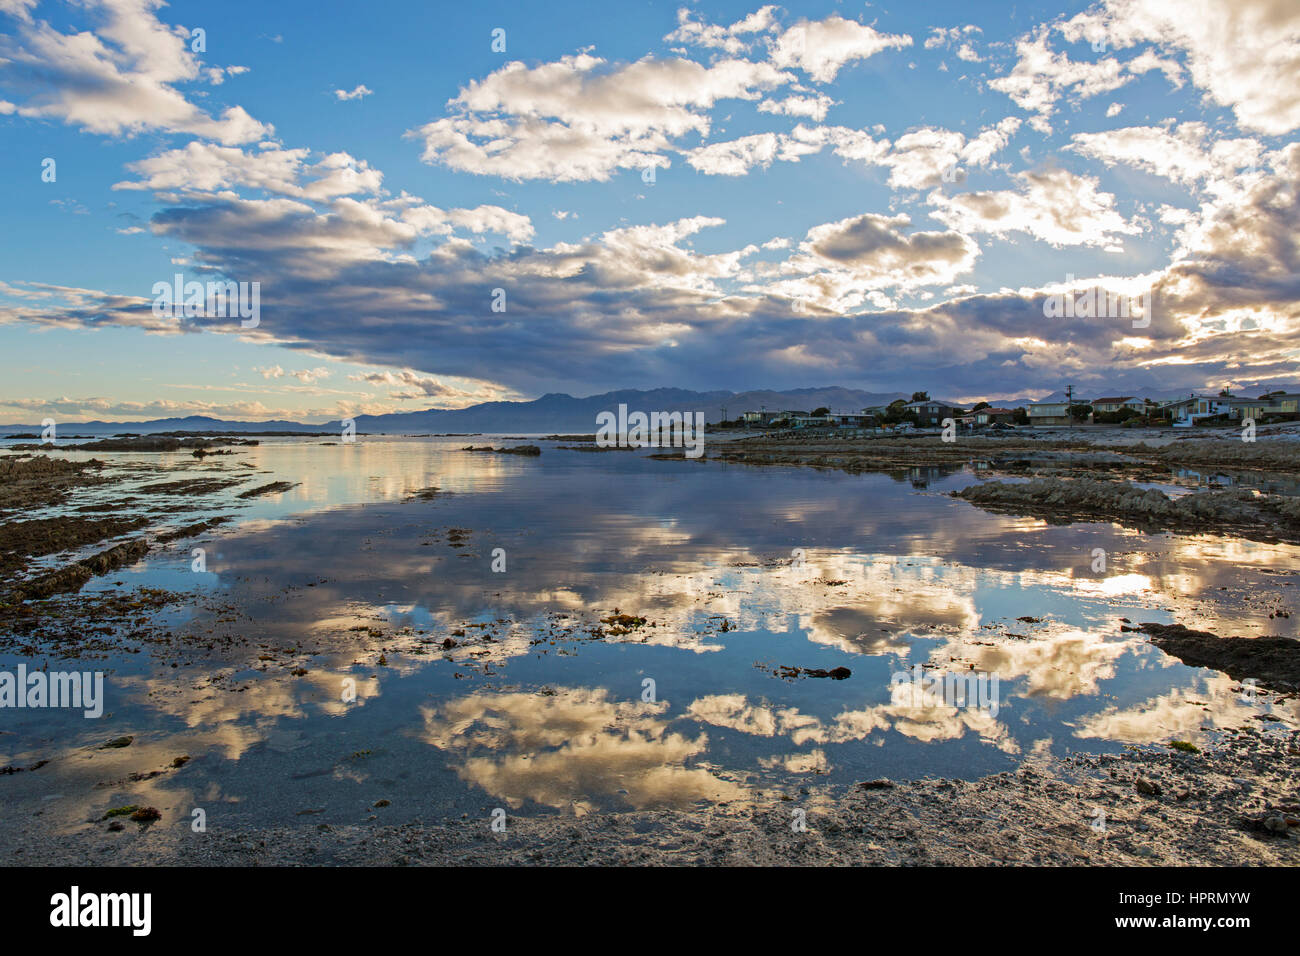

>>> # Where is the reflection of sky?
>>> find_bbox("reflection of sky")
[3,437,1297,829]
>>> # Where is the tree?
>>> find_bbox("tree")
[811,406,830,416]
[971,401,990,412]
[1069,403,1093,422]
[1095,407,1139,424]
[911,391,930,402]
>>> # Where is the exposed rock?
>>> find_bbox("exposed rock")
[1135,777,1162,796]
[1137,622,1300,695]
[236,481,299,499]
[462,445,541,456]
[954,477,1300,543]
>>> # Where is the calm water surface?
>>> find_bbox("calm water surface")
[2,436,1297,830]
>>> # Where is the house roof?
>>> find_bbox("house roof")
[1160,394,1252,407]
[978,407,1015,415]
[1091,396,1138,404]
[903,399,964,409]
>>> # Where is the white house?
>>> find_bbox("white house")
[1163,394,1250,427]
[1026,392,1073,425]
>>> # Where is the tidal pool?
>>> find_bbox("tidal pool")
[1,436,1296,833]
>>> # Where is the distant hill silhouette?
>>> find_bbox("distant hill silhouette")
[7,382,1297,434]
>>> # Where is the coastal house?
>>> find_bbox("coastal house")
[902,399,966,426]
[791,414,834,429]
[974,407,1016,425]
[827,412,875,427]
[741,409,807,427]
[1162,394,1251,426]
[1235,393,1300,421]
[1090,396,1145,414]
[1026,395,1072,426]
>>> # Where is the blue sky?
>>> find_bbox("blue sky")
[1,0,1297,422]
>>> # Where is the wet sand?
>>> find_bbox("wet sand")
[6,723,1295,866]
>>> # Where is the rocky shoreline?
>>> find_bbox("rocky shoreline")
[953,477,1300,544]
[659,428,1300,543]
[0,442,282,609]
[8,725,1295,866]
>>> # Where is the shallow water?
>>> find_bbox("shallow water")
[2,436,1297,830]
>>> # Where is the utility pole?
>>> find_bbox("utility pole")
[1065,384,1074,429]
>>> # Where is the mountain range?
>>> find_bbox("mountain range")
[2,387,904,435]
[6,383,1298,434]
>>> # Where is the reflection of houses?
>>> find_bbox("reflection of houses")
[974,407,1016,425]
[1091,396,1144,414]
[903,399,966,426]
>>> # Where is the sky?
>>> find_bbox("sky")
[0,0,1297,423]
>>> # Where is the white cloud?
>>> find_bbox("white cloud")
[682,118,1019,187]
[686,133,779,176]
[1060,0,1300,135]
[664,5,779,54]
[115,143,385,201]
[0,0,271,143]
[1069,121,1261,189]
[924,25,982,49]
[757,93,835,122]
[409,53,792,181]
[349,369,515,405]
[928,167,1141,248]
[769,15,912,83]
[257,365,331,383]
[989,30,1130,131]
[334,84,373,101]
